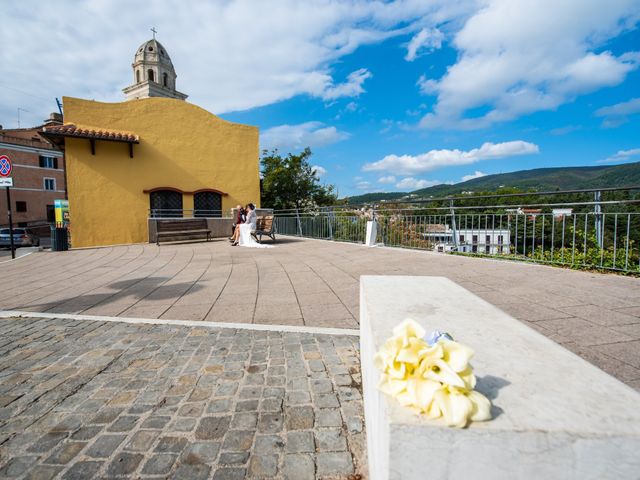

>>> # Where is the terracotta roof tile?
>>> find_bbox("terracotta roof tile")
[42,124,139,143]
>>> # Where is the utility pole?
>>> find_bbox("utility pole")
[5,186,15,259]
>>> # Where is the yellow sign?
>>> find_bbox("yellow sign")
[54,199,69,224]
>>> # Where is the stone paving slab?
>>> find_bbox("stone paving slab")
[0,237,639,389]
[0,317,366,479]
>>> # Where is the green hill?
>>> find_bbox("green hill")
[345,162,640,204]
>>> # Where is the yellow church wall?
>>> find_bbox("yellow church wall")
[63,96,260,248]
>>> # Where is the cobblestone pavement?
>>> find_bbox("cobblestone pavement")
[0,237,639,389]
[0,317,366,479]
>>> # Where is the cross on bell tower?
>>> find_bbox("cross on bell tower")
[151,27,157,39]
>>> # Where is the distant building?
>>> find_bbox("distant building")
[522,208,542,220]
[0,114,65,227]
[457,229,511,254]
[421,224,511,254]
[552,208,573,218]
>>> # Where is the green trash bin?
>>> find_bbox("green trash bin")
[50,225,69,251]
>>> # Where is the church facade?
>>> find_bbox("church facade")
[42,38,260,248]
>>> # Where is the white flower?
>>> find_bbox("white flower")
[374,319,492,428]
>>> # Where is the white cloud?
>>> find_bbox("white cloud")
[261,121,349,151]
[356,181,374,190]
[417,0,640,129]
[405,27,444,61]
[598,148,640,164]
[395,177,441,189]
[461,170,487,182]
[378,175,397,184]
[595,97,640,127]
[363,140,539,175]
[0,0,472,127]
[345,101,358,112]
[417,75,439,95]
[321,68,372,100]
[550,125,582,136]
[312,165,327,177]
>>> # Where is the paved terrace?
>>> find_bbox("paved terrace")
[1,237,639,390]
[1,238,640,479]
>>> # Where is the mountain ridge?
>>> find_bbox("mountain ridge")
[345,162,640,204]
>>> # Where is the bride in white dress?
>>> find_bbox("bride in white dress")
[232,204,273,248]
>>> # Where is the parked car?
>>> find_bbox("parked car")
[0,228,40,248]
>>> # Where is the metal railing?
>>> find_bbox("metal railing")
[148,209,225,218]
[275,212,368,244]
[272,187,640,273]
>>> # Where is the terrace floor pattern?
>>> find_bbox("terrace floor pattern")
[1,236,639,390]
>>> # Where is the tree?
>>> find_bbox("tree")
[260,147,338,210]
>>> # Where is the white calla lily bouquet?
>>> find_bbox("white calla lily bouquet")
[374,319,492,428]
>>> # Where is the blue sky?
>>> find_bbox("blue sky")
[1,0,639,196]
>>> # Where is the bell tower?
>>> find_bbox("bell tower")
[122,31,187,101]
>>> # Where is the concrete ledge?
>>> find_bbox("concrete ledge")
[360,276,640,480]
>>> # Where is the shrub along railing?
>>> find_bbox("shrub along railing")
[272,186,640,273]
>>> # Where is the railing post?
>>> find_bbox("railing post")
[295,208,303,237]
[450,199,458,250]
[327,207,334,240]
[594,191,603,249]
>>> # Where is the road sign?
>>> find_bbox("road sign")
[0,155,12,177]
[2,157,15,259]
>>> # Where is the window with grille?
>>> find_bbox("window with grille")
[194,191,222,217]
[150,190,183,217]
[16,201,27,212]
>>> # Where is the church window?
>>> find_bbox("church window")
[136,70,140,83]
[148,69,155,82]
[163,72,168,87]
[148,46,154,51]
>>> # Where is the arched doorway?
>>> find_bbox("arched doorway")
[150,190,182,217]
[194,191,222,217]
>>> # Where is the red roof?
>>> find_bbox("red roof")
[41,124,139,143]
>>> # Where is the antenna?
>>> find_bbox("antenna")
[17,107,29,128]
[56,98,63,115]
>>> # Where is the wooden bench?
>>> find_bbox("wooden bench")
[252,215,276,243]
[156,218,211,245]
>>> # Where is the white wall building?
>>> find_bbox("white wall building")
[457,228,511,254]
[423,225,511,254]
